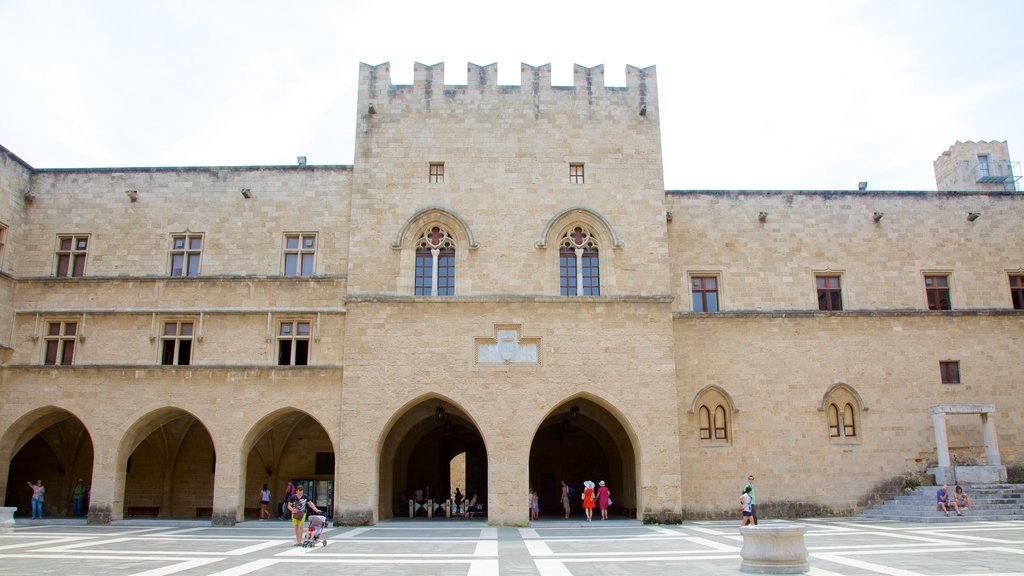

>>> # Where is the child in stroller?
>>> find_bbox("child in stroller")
[301,515,328,547]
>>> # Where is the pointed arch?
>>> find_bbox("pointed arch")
[688,384,740,414]
[377,393,489,521]
[0,405,93,462]
[115,407,215,520]
[536,206,623,249]
[391,206,479,250]
[817,382,867,412]
[529,392,641,520]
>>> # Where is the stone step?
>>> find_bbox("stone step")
[860,483,1024,523]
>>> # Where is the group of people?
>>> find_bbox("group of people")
[557,479,612,521]
[24,478,89,519]
[936,484,973,516]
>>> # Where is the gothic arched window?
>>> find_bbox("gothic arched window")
[559,226,600,296]
[415,226,455,296]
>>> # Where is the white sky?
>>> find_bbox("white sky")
[1,0,1022,190]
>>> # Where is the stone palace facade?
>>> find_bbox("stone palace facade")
[0,62,1021,525]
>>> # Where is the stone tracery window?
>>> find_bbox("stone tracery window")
[415,226,456,296]
[699,404,729,441]
[559,226,600,296]
[822,384,863,442]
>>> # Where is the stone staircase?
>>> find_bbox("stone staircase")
[860,484,1024,522]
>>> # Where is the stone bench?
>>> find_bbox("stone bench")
[0,507,16,533]
[127,506,160,518]
[739,524,809,573]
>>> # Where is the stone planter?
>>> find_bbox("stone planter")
[739,524,809,573]
[0,507,16,533]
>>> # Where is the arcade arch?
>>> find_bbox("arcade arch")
[241,408,335,520]
[2,406,94,518]
[116,408,214,519]
[529,396,638,518]
[378,396,487,519]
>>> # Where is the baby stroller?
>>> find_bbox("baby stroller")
[301,515,328,547]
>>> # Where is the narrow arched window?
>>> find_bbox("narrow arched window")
[714,405,728,440]
[843,403,856,437]
[415,226,455,296]
[699,406,711,439]
[560,226,599,296]
[828,403,840,437]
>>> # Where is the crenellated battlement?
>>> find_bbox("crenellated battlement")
[357,61,656,118]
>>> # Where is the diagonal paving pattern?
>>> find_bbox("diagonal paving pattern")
[0,517,1022,575]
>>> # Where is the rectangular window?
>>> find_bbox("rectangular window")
[978,155,990,178]
[170,234,203,277]
[415,248,433,296]
[569,163,585,184]
[284,233,316,277]
[56,235,89,277]
[278,320,310,366]
[925,275,951,310]
[429,162,444,183]
[436,247,455,296]
[559,247,577,296]
[44,321,77,365]
[692,276,719,312]
[160,321,194,365]
[581,249,600,296]
[1010,275,1024,310]
[940,361,960,384]
[816,275,843,311]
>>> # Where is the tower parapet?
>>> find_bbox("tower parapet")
[357,61,657,122]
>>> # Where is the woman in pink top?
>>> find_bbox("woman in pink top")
[596,480,611,520]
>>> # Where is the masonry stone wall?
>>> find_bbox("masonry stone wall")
[0,62,1021,527]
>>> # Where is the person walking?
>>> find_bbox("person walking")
[582,480,596,522]
[740,486,754,526]
[27,480,45,519]
[72,478,87,517]
[287,485,321,545]
[560,480,571,519]
[744,474,758,525]
[280,480,295,520]
[597,480,611,520]
[259,484,271,520]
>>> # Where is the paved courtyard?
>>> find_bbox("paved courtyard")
[1,517,1023,575]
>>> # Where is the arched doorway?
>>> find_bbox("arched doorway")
[242,409,334,521]
[378,397,487,519]
[529,397,638,519]
[119,408,214,519]
[3,407,94,518]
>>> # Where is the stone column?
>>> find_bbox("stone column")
[931,411,950,467]
[981,412,1002,466]
[211,451,242,526]
[87,444,118,525]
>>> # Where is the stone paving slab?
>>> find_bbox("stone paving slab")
[0,517,1023,575]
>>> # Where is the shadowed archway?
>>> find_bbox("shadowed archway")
[529,397,638,520]
[2,406,94,518]
[378,396,487,519]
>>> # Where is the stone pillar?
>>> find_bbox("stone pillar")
[211,451,242,526]
[87,444,118,525]
[931,411,950,467]
[981,413,1002,466]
